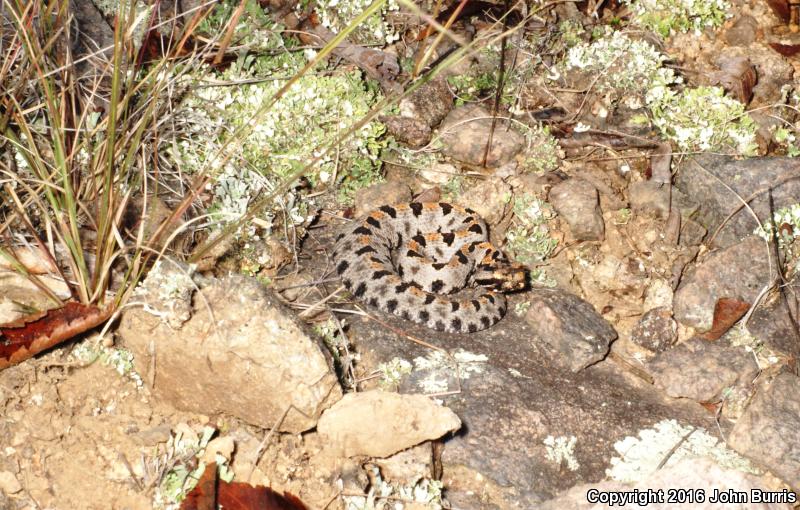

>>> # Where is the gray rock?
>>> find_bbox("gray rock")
[629,181,671,219]
[398,78,453,128]
[648,338,759,402]
[118,263,342,433]
[630,307,677,353]
[549,178,605,242]
[725,15,758,47]
[524,289,615,371]
[380,115,431,147]
[539,458,794,510]
[439,104,524,168]
[729,373,800,488]
[347,303,716,507]
[673,236,775,332]
[745,285,800,359]
[675,155,800,247]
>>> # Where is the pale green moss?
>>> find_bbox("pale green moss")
[563,30,757,156]
[505,194,558,271]
[303,0,400,46]
[174,52,386,224]
[647,86,757,155]
[563,29,679,101]
[623,0,731,37]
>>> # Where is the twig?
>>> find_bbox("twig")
[656,427,695,470]
[248,404,292,482]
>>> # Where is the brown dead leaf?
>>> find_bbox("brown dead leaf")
[180,463,308,510]
[0,302,113,370]
[699,298,751,341]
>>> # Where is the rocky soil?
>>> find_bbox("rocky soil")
[1,0,800,508]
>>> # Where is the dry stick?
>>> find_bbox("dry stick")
[248,403,292,483]
[298,285,345,318]
[118,452,144,491]
[213,0,247,64]
[766,190,800,363]
[656,427,696,470]
[482,0,510,168]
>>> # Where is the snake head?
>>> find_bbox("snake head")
[494,263,528,291]
[473,262,528,291]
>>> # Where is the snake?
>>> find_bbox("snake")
[332,202,526,333]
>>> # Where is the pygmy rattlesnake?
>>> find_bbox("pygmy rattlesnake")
[333,202,526,333]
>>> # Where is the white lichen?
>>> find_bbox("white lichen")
[544,435,580,471]
[607,419,759,483]
[623,0,731,37]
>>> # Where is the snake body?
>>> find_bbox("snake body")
[333,202,526,333]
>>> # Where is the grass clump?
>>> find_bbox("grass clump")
[622,0,731,37]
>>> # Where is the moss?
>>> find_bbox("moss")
[563,28,679,101]
[175,46,387,227]
[623,0,731,37]
[506,194,558,264]
[563,30,757,156]
[303,0,400,46]
[647,86,757,155]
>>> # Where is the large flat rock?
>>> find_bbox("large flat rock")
[348,292,715,507]
[675,155,800,248]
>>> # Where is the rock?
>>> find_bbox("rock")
[728,373,800,488]
[317,391,461,458]
[0,269,71,325]
[513,171,566,196]
[725,15,758,47]
[346,306,714,505]
[549,178,605,242]
[745,287,800,359]
[419,162,458,185]
[629,181,671,219]
[118,263,342,433]
[132,424,172,446]
[717,47,794,108]
[643,279,674,311]
[673,236,775,332]
[630,307,676,353]
[648,338,758,402]
[453,179,513,227]
[398,78,453,128]
[439,104,524,168]
[372,443,432,486]
[201,436,235,464]
[0,470,21,494]
[675,155,800,247]
[539,458,793,510]
[523,289,616,372]
[679,217,708,247]
[380,115,431,147]
[354,181,413,218]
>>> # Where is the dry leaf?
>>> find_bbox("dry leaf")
[0,302,112,370]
